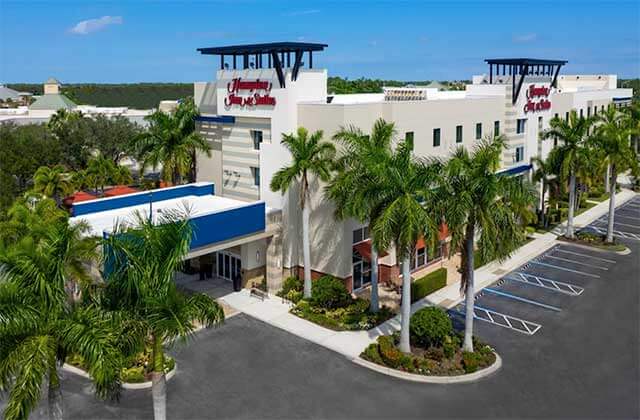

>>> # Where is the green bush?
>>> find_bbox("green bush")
[281,276,303,294]
[285,289,303,304]
[525,226,536,235]
[462,351,482,373]
[121,366,145,383]
[442,335,459,359]
[410,268,447,303]
[410,307,453,347]
[362,343,384,365]
[310,275,351,309]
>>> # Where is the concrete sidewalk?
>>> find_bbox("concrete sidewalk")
[221,188,637,359]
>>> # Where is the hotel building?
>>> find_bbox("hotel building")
[72,42,633,294]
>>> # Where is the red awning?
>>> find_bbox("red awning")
[62,191,96,207]
[104,185,140,197]
[353,240,388,262]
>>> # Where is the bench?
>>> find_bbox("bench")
[250,288,268,301]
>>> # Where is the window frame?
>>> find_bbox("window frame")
[456,125,463,143]
[432,128,441,147]
[475,123,482,140]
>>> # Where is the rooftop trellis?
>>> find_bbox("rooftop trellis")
[197,42,328,88]
[484,58,568,104]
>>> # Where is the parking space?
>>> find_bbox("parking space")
[587,196,640,241]
[451,242,618,337]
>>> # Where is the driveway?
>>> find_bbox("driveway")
[4,226,639,419]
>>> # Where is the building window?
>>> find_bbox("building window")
[352,226,370,244]
[494,121,500,136]
[587,107,591,117]
[352,249,371,290]
[251,130,263,150]
[433,128,441,147]
[515,146,524,162]
[538,116,543,130]
[601,105,605,112]
[405,132,414,143]
[250,167,260,187]
[565,112,569,122]
[554,113,559,120]
[456,125,463,143]
[475,123,482,140]
[410,244,442,271]
[580,109,583,118]
[516,118,526,134]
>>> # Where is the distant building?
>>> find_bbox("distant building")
[0,84,32,106]
[0,78,151,125]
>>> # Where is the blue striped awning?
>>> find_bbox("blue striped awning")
[196,115,236,124]
[497,164,532,176]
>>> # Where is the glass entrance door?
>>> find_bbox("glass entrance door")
[216,251,241,281]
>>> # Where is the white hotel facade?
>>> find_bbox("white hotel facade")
[190,42,633,292]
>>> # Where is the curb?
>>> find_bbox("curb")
[352,352,502,384]
[62,363,177,390]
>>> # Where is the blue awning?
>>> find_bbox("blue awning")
[497,164,532,177]
[196,115,236,124]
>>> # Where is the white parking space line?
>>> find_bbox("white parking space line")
[555,248,616,264]
[611,221,640,229]
[529,260,601,278]
[545,255,608,270]
[505,272,585,296]
[482,287,562,312]
[586,225,640,241]
[613,214,640,222]
[455,305,542,335]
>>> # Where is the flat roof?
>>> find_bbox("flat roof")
[485,58,568,65]
[197,42,328,55]
[71,193,259,237]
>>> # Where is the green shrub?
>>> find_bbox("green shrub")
[462,351,482,373]
[442,335,459,358]
[279,276,302,294]
[378,335,403,368]
[310,275,351,309]
[410,307,453,347]
[285,289,303,304]
[362,343,384,365]
[525,226,536,235]
[410,268,447,303]
[121,366,145,383]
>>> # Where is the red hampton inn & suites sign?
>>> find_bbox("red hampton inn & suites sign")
[225,78,276,107]
[524,84,551,113]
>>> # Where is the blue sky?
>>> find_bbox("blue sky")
[1,0,639,83]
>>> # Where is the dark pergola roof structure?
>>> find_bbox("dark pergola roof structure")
[197,42,328,88]
[484,58,568,104]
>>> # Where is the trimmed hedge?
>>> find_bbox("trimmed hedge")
[410,268,447,303]
[410,307,453,347]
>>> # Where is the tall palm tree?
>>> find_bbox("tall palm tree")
[365,137,439,353]
[541,110,592,239]
[33,165,74,206]
[532,155,556,229]
[0,196,67,245]
[435,136,535,352]
[270,127,336,299]
[0,220,135,420]
[86,154,117,195]
[591,105,639,243]
[137,98,210,185]
[102,210,224,420]
[326,119,394,312]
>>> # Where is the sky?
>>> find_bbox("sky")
[1,0,639,83]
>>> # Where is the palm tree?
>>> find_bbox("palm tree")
[102,210,224,420]
[541,110,592,239]
[435,136,535,352]
[326,119,395,312]
[365,137,439,353]
[0,196,67,245]
[591,105,639,243]
[270,127,336,299]
[0,220,135,420]
[86,154,117,195]
[33,165,74,206]
[532,155,555,229]
[137,98,210,185]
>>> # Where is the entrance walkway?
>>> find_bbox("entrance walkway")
[175,272,238,317]
[221,188,637,360]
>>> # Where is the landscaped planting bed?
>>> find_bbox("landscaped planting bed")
[361,307,496,376]
[67,347,176,384]
[558,231,627,252]
[281,275,394,331]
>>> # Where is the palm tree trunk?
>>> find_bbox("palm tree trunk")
[463,223,475,353]
[604,163,611,193]
[48,369,63,420]
[566,173,576,239]
[301,203,312,299]
[399,256,412,354]
[370,246,379,313]
[151,335,167,420]
[606,165,617,243]
[540,183,547,229]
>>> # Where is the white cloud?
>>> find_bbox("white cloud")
[284,9,320,17]
[513,33,537,43]
[70,16,123,35]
